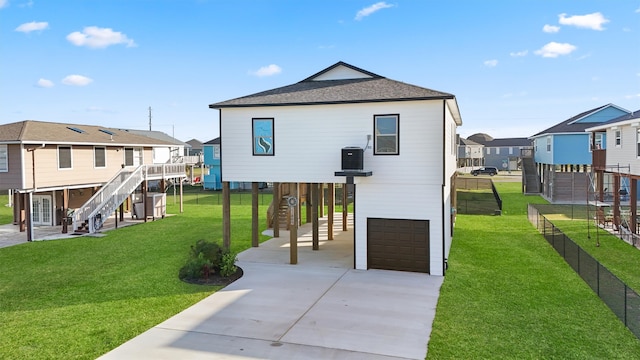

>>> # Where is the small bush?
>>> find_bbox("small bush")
[179,240,237,280]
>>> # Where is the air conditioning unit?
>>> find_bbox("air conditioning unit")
[342,147,363,171]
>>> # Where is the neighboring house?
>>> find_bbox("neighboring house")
[209,61,462,276]
[457,136,484,168]
[202,137,222,190]
[120,129,189,164]
[585,110,640,232]
[202,137,258,190]
[468,133,532,171]
[529,104,631,202]
[0,120,185,237]
[186,139,203,156]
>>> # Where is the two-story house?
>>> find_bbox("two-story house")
[467,133,532,171]
[0,120,185,238]
[529,104,631,202]
[586,110,640,234]
[209,61,462,275]
[457,136,484,168]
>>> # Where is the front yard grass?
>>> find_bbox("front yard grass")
[428,182,640,359]
[0,193,11,225]
[0,192,271,360]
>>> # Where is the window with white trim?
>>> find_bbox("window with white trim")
[595,133,603,149]
[546,136,551,152]
[58,146,72,169]
[94,147,106,168]
[0,144,7,172]
[374,114,399,155]
[636,129,640,157]
[124,147,143,166]
[615,130,622,147]
[213,145,220,159]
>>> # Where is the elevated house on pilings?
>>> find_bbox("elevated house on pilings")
[209,61,462,275]
[586,110,640,237]
[0,120,186,241]
[529,104,631,203]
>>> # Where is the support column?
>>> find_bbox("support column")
[328,183,334,240]
[19,193,26,232]
[26,192,33,242]
[179,179,184,213]
[631,178,637,234]
[342,184,348,231]
[305,183,311,224]
[613,175,621,229]
[312,183,319,251]
[319,183,324,218]
[142,181,148,222]
[252,182,259,247]
[62,188,69,233]
[290,183,298,264]
[273,182,280,238]
[223,181,231,249]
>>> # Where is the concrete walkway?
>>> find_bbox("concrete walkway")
[99,214,444,360]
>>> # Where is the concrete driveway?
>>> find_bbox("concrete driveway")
[98,215,443,359]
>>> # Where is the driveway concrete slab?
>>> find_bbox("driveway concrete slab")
[99,214,443,359]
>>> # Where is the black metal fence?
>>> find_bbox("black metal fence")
[528,204,640,340]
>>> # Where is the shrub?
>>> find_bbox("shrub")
[179,240,237,280]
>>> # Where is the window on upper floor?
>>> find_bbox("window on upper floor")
[94,147,106,168]
[615,130,622,147]
[636,129,640,157]
[546,136,551,152]
[214,145,220,159]
[0,145,7,172]
[374,114,399,155]
[58,146,72,169]
[124,147,143,167]
[252,118,274,156]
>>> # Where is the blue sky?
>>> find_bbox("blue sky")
[1,0,638,142]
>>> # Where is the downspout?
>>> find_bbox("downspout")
[441,100,447,275]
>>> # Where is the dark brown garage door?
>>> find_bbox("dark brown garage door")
[367,218,430,273]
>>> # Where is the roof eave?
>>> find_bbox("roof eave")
[209,95,455,109]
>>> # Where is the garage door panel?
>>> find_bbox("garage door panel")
[367,218,430,273]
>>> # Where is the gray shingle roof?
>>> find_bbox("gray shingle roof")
[482,138,532,147]
[531,104,629,137]
[204,137,220,145]
[0,120,174,146]
[209,62,455,109]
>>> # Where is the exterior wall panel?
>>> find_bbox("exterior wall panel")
[0,144,23,189]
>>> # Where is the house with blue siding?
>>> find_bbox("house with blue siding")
[530,104,631,202]
[202,137,254,190]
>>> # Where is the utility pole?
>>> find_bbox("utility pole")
[148,106,152,131]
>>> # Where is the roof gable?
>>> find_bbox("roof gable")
[301,61,382,82]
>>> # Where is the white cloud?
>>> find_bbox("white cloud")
[0,0,8,9]
[534,42,577,58]
[543,24,560,33]
[249,64,282,77]
[484,59,498,67]
[15,21,49,33]
[635,7,640,13]
[625,94,640,99]
[66,26,136,49]
[558,12,609,31]
[355,2,394,21]
[36,78,54,88]
[62,75,93,86]
[510,50,528,57]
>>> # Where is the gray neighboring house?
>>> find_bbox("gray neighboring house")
[457,136,484,167]
[468,133,532,171]
[186,139,203,156]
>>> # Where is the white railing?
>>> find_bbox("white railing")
[72,167,135,232]
[72,163,186,233]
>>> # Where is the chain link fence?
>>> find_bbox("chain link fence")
[528,204,640,339]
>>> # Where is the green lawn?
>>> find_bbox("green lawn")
[533,204,640,295]
[428,182,640,359]
[0,192,272,360]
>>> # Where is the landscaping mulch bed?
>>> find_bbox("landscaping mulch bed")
[181,267,243,286]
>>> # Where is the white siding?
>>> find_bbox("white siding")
[606,125,640,175]
[221,99,451,275]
